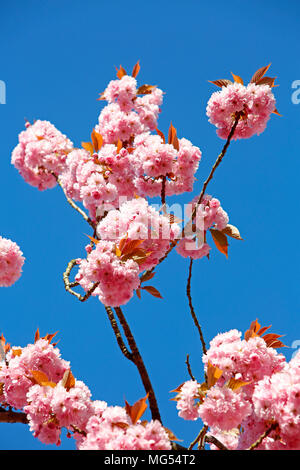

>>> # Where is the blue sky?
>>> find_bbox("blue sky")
[0,0,299,450]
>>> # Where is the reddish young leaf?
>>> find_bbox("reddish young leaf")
[226,377,250,391]
[85,234,99,245]
[61,369,76,391]
[140,271,156,283]
[34,328,40,343]
[231,73,244,85]
[163,427,183,442]
[210,229,229,258]
[244,319,286,349]
[97,92,106,101]
[168,122,176,145]
[125,394,148,425]
[222,224,243,240]
[141,285,163,299]
[30,370,56,388]
[116,139,123,154]
[208,79,233,88]
[82,142,94,155]
[91,130,99,152]
[155,127,166,144]
[120,239,145,257]
[11,348,22,358]
[256,76,277,88]
[273,108,282,116]
[244,319,261,341]
[137,84,156,95]
[42,332,58,344]
[116,65,127,79]
[132,60,140,78]
[136,288,141,299]
[118,234,128,253]
[250,64,271,84]
[207,362,223,389]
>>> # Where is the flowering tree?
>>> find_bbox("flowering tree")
[1,62,299,451]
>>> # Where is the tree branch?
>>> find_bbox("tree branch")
[114,306,162,423]
[186,258,207,356]
[104,306,134,363]
[0,407,28,424]
[205,434,229,450]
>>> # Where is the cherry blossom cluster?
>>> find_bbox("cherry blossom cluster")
[0,236,25,287]
[0,333,171,449]
[11,70,201,222]
[173,323,300,449]
[207,82,276,140]
[176,195,229,259]
[11,120,73,190]
[77,404,171,450]
[75,198,180,306]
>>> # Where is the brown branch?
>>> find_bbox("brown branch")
[189,425,208,450]
[104,306,134,363]
[114,306,162,423]
[186,258,207,356]
[0,407,28,424]
[205,434,229,450]
[185,354,195,381]
[247,422,278,450]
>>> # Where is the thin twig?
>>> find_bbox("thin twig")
[189,425,208,450]
[104,306,134,362]
[247,422,278,450]
[63,259,99,301]
[186,258,207,356]
[114,306,162,423]
[185,354,195,381]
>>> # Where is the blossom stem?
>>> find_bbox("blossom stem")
[114,306,162,423]
[54,174,96,229]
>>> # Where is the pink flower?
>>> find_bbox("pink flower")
[207,83,276,140]
[0,237,25,287]
[199,385,252,430]
[12,120,73,190]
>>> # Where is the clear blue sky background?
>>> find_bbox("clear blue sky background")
[0,0,299,450]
